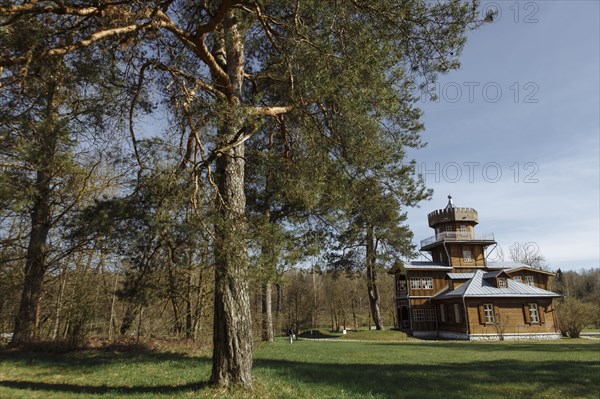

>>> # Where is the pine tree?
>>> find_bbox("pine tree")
[0,19,121,346]
[1,0,488,386]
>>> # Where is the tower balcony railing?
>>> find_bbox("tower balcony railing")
[420,231,495,248]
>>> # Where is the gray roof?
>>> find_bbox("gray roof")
[446,273,475,280]
[506,266,556,276]
[434,270,561,300]
[482,270,509,279]
[486,261,530,269]
[406,261,453,270]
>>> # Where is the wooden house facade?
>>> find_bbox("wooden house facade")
[393,196,561,340]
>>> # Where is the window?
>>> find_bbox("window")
[529,303,539,323]
[513,276,522,283]
[410,277,433,290]
[460,225,467,236]
[446,226,453,232]
[439,304,447,322]
[412,308,436,323]
[398,279,407,291]
[498,278,508,288]
[525,276,534,286]
[484,304,495,324]
[463,250,472,262]
[454,304,462,323]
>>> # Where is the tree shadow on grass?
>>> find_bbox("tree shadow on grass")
[0,380,209,395]
[0,349,213,396]
[0,348,204,369]
[1,344,598,398]
[368,340,600,353]
[297,330,341,339]
[253,357,599,399]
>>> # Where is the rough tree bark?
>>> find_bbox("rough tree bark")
[210,12,253,387]
[366,225,384,330]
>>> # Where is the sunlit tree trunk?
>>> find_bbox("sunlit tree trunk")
[210,13,253,387]
[366,225,384,330]
[261,283,274,342]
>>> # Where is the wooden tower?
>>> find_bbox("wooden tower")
[420,195,496,272]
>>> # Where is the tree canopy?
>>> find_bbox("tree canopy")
[1,0,488,388]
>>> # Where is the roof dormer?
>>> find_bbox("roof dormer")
[482,270,512,288]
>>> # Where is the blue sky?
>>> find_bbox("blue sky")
[405,1,600,271]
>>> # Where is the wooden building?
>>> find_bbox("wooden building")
[393,196,561,340]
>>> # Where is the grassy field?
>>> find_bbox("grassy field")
[0,337,598,399]
[298,328,414,341]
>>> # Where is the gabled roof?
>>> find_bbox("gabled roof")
[482,270,511,279]
[486,262,556,276]
[433,270,561,300]
[506,266,556,276]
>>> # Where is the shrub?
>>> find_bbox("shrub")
[556,298,594,338]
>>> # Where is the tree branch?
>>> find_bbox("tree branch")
[0,22,156,67]
[250,105,295,117]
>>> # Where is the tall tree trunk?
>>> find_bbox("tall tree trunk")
[260,131,275,342]
[192,257,206,341]
[275,282,282,317]
[210,13,253,387]
[261,283,273,342]
[108,273,119,340]
[366,225,384,330]
[274,282,282,335]
[185,267,193,339]
[260,208,274,342]
[52,270,67,340]
[351,295,358,332]
[211,132,252,386]
[11,83,58,346]
[167,261,182,335]
[312,270,318,329]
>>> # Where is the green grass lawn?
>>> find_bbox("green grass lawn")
[338,329,413,341]
[297,328,413,341]
[582,326,600,333]
[1,338,598,399]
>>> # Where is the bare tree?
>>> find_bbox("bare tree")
[510,242,548,270]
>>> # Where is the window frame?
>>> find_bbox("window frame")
[498,277,508,288]
[529,303,540,323]
[463,249,472,262]
[513,276,522,283]
[525,275,535,286]
[454,303,462,323]
[460,225,467,236]
[483,303,495,324]
[398,279,407,290]
[439,304,447,322]
[410,277,433,290]
[412,308,436,323]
